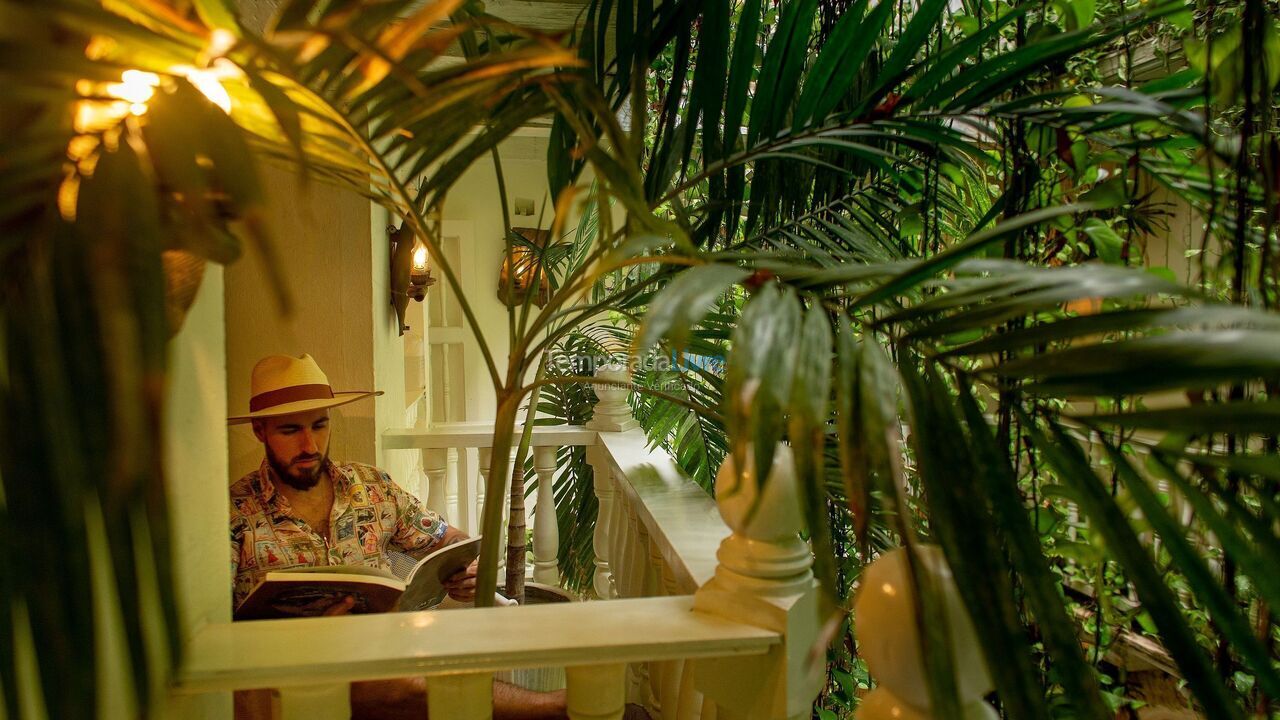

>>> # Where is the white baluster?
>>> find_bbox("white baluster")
[609,489,629,597]
[427,672,493,720]
[278,683,348,720]
[675,661,707,720]
[693,444,825,720]
[532,445,561,585]
[618,501,646,705]
[477,447,491,541]
[586,445,616,599]
[423,448,448,518]
[584,363,637,600]
[645,537,671,717]
[447,447,461,529]
[566,664,626,720]
[606,473,629,600]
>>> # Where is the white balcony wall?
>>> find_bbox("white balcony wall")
[162,265,232,718]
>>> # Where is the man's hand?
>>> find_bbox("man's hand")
[321,595,356,616]
[443,558,478,602]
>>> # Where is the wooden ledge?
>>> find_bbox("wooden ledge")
[175,596,777,693]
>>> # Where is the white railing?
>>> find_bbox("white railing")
[175,365,823,719]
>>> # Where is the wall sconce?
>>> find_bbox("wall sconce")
[498,227,551,308]
[390,221,436,336]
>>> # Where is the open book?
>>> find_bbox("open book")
[234,536,482,620]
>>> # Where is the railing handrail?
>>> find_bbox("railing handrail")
[596,430,724,594]
[174,596,777,693]
[382,422,597,450]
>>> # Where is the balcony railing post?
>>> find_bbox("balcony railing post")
[277,683,349,720]
[585,363,637,600]
[532,445,560,585]
[427,672,494,720]
[585,363,638,433]
[585,444,617,599]
[423,448,449,517]
[566,663,627,720]
[692,444,824,720]
[477,447,491,541]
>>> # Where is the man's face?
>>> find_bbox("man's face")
[252,409,331,491]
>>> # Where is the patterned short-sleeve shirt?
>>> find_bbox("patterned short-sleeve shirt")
[230,458,448,609]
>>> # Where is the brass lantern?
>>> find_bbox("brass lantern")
[498,227,551,308]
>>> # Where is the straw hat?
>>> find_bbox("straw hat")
[227,354,381,425]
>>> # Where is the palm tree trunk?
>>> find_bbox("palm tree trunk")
[475,392,521,607]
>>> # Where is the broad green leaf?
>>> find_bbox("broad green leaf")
[788,305,834,595]
[634,263,747,357]
[1081,219,1124,264]
[724,284,800,488]
[834,316,872,544]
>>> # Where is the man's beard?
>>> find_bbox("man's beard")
[267,447,329,491]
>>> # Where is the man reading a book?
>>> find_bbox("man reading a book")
[228,354,568,720]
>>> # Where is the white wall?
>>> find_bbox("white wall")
[223,166,377,481]
[162,264,232,718]
[1143,184,1209,287]
[441,134,557,422]
[371,201,419,495]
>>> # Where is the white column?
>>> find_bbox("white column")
[583,363,638,600]
[566,664,626,720]
[476,447,491,540]
[427,672,493,720]
[278,683,349,720]
[422,448,448,518]
[447,447,461,528]
[585,445,616,600]
[532,445,561,585]
[693,444,824,720]
[606,476,627,600]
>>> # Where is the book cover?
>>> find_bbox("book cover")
[234,536,483,620]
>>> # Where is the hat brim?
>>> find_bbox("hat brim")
[227,391,383,425]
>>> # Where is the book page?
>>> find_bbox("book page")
[398,536,483,611]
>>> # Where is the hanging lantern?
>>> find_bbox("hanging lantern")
[498,227,551,308]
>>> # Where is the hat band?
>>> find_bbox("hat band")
[249,383,334,412]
